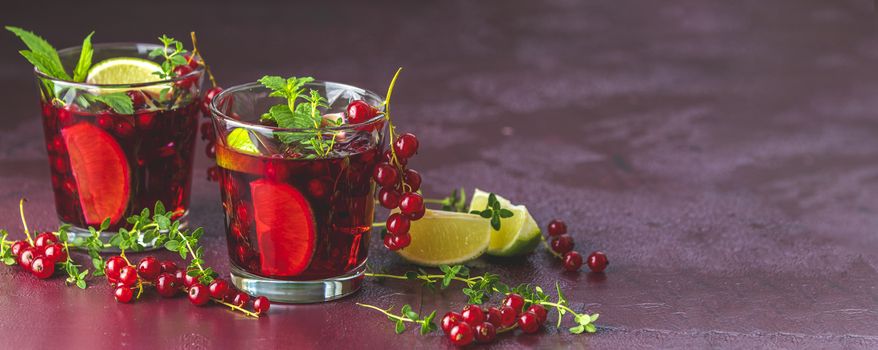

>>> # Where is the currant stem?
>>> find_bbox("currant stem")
[372,222,386,228]
[18,198,33,244]
[183,237,205,272]
[356,303,417,323]
[212,297,260,318]
[189,32,217,88]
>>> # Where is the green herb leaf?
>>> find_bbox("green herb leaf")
[6,26,70,80]
[395,320,405,334]
[92,93,134,114]
[72,32,94,82]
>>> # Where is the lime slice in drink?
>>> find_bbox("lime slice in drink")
[226,128,260,155]
[468,189,542,257]
[396,209,491,266]
[86,57,163,85]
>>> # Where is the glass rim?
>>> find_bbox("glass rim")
[209,80,387,133]
[33,42,205,89]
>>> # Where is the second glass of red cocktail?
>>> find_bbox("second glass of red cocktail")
[209,78,384,302]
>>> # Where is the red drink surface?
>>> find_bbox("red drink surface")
[217,143,379,280]
[41,101,199,230]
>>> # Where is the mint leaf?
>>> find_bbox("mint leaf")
[72,31,94,82]
[226,128,260,154]
[6,26,70,80]
[92,93,134,114]
[258,75,286,93]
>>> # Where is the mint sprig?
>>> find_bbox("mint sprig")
[72,31,94,82]
[258,75,339,158]
[5,26,70,80]
[469,193,514,231]
[148,35,189,79]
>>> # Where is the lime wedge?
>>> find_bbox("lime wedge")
[86,57,163,85]
[226,128,260,155]
[468,189,542,257]
[396,209,491,266]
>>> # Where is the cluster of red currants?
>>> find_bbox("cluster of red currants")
[8,233,67,279]
[440,293,548,346]
[103,255,269,315]
[546,219,609,273]
[201,86,224,181]
[346,99,425,251]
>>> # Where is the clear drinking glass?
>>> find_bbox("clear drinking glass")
[35,43,203,248]
[209,80,385,303]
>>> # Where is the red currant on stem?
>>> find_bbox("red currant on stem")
[30,256,55,279]
[155,273,180,298]
[188,283,210,306]
[498,305,518,327]
[373,163,399,188]
[563,251,583,271]
[253,296,271,314]
[345,100,377,124]
[403,169,421,192]
[10,240,31,258]
[233,292,250,307]
[118,265,138,287]
[398,192,425,219]
[386,213,410,235]
[209,278,230,299]
[448,322,474,346]
[393,133,419,159]
[527,304,548,324]
[550,234,574,254]
[33,232,57,249]
[137,256,161,281]
[587,251,609,273]
[517,311,541,333]
[201,86,224,115]
[114,286,134,303]
[441,311,463,334]
[486,307,503,327]
[503,293,525,313]
[547,219,567,236]
[18,247,38,270]
[474,322,497,343]
[160,261,178,274]
[378,187,401,209]
[461,304,485,325]
[43,243,67,263]
[105,256,126,281]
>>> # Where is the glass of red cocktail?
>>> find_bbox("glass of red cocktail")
[209,79,384,302]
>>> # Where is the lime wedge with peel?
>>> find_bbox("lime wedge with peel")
[86,57,163,85]
[468,189,542,257]
[396,209,491,266]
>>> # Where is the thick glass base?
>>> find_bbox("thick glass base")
[63,212,188,252]
[230,261,366,303]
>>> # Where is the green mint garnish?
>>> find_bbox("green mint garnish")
[258,75,340,158]
[6,26,71,80]
[71,31,94,82]
[148,35,189,79]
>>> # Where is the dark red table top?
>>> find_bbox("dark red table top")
[2,0,878,348]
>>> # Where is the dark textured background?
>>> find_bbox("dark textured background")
[2,0,878,348]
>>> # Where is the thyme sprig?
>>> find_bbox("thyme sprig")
[362,264,600,335]
[356,303,438,335]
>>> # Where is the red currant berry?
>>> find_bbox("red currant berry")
[160,261,178,274]
[547,219,567,236]
[499,305,518,327]
[372,163,399,188]
[10,240,31,258]
[383,234,400,251]
[127,90,146,109]
[390,232,411,250]
[253,296,271,314]
[201,86,224,115]
[386,213,411,235]
[503,293,525,313]
[188,283,210,306]
[104,256,126,281]
[180,271,198,288]
[517,311,541,333]
[136,256,161,281]
[398,193,425,220]
[43,243,67,263]
[345,100,376,124]
[173,65,195,89]
[563,251,584,271]
[114,286,134,303]
[155,273,180,298]
[474,322,497,343]
[448,322,474,346]
[57,105,76,126]
[378,187,401,209]
[527,304,548,324]
[205,142,216,159]
[30,256,55,279]
[233,292,250,306]
[200,121,216,141]
[393,133,419,159]
[136,112,156,130]
[115,120,134,138]
[208,279,230,299]
[403,169,421,192]
[486,307,503,327]
[461,304,485,325]
[441,311,464,334]
[383,150,406,166]
[96,113,114,130]
[34,232,58,249]
[550,234,574,254]
[587,251,608,273]
[18,247,38,270]
[118,265,138,287]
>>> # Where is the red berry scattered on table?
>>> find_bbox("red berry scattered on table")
[33,232,58,249]
[517,311,541,333]
[10,240,31,258]
[114,286,134,303]
[30,256,54,279]
[461,304,485,325]
[473,322,497,343]
[188,283,210,306]
[208,278,230,299]
[233,292,250,307]
[547,219,567,236]
[137,256,161,281]
[155,273,180,298]
[42,243,66,263]
[503,293,525,313]
[550,234,574,254]
[527,304,548,324]
[448,322,474,346]
[563,251,584,271]
[441,311,464,334]
[587,251,608,273]
[18,247,38,270]
[118,265,138,287]
[253,296,271,314]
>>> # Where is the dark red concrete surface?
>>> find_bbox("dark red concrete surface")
[2,0,878,348]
